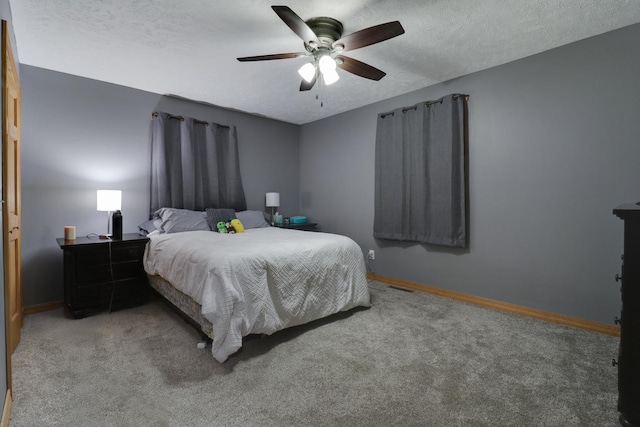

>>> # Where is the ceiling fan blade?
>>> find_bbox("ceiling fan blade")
[333,21,405,52]
[336,55,386,80]
[272,6,320,45]
[237,52,306,62]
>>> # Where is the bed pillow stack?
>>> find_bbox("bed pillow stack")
[141,207,272,235]
[152,208,211,234]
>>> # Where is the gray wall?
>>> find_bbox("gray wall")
[21,66,299,306]
[299,24,640,324]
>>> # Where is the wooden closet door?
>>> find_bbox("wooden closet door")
[2,20,22,366]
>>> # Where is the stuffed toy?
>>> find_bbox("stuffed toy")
[225,220,236,234]
[216,221,228,233]
[230,218,244,233]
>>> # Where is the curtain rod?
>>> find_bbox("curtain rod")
[193,119,231,129]
[151,112,231,129]
[380,94,469,118]
[150,112,185,121]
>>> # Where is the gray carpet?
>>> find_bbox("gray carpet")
[10,280,620,426]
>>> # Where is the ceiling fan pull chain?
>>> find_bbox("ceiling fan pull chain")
[317,80,325,107]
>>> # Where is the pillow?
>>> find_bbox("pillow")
[235,210,270,229]
[138,219,157,236]
[205,208,237,230]
[152,208,210,234]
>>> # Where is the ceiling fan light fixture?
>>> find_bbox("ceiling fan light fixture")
[298,62,316,83]
[322,68,340,85]
[318,54,337,74]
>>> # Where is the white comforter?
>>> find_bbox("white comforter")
[143,228,370,362]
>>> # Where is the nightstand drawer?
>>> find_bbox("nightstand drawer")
[76,260,141,284]
[76,282,114,305]
[76,278,142,306]
[76,244,143,265]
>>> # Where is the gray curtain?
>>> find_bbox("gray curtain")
[149,112,247,215]
[373,94,467,247]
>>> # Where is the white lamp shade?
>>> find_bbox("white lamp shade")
[97,190,122,211]
[318,55,336,74]
[298,63,316,83]
[322,68,340,85]
[266,192,280,208]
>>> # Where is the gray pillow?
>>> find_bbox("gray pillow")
[236,210,270,229]
[152,208,210,234]
[205,208,237,230]
[138,219,157,236]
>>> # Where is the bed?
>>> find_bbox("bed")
[142,209,371,362]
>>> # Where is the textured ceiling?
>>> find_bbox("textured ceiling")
[10,0,640,124]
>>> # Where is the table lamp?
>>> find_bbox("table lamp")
[266,192,279,225]
[97,190,121,238]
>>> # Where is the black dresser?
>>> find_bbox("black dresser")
[57,233,149,319]
[614,203,640,427]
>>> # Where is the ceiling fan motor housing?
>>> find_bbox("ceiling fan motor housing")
[305,17,343,50]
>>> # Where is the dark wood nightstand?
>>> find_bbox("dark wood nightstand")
[56,233,149,319]
[273,222,318,231]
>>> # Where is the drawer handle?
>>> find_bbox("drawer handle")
[614,317,621,325]
[615,274,623,282]
[612,359,619,367]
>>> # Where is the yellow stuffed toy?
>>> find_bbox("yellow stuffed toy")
[230,218,244,233]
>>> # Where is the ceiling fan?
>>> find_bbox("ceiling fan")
[237,6,405,91]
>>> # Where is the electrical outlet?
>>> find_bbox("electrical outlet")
[368,250,375,260]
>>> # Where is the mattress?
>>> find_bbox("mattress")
[143,228,370,362]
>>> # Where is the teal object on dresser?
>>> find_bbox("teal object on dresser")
[290,216,307,224]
